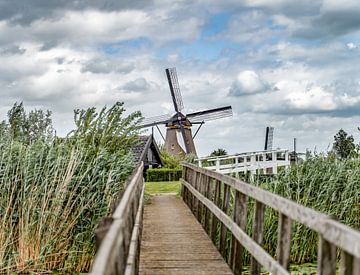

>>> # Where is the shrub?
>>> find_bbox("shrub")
[146,168,182,182]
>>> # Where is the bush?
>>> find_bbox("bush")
[146,168,182,182]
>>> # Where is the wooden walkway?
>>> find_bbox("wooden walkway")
[139,195,233,275]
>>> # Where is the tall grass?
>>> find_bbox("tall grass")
[0,102,141,273]
[255,156,360,263]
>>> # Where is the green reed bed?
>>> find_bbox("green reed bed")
[0,102,141,273]
[224,156,360,265]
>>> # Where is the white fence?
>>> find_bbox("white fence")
[196,149,290,175]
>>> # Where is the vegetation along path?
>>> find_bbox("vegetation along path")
[139,194,233,275]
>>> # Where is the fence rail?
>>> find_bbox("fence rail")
[196,149,290,175]
[181,162,360,275]
[91,163,144,275]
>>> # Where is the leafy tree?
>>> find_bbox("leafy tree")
[333,129,355,159]
[210,148,228,157]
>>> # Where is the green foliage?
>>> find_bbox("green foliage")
[333,129,356,159]
[2,102,54,143]
[146,168,182,182]
[0,102,140,273]
[255,156,359,263]
[210,148,228,157]
[160,149,181,169]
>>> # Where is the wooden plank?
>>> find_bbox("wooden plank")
[124,184,145,275]
[340,250,354,275]
[219,184,230,257]
[211,180,222,245]
[317,235,336,275]
[181,179,289,275]
[250,201,265,275]
[197,173,204,223]
[139,195,233,275]
[231,191,248,275]
[276,214,292,270]
[204,176,211,233]
[182,163,360,258]
[91,163,144,275]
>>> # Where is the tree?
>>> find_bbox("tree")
[210,148,228,157]
[333,129,355,159]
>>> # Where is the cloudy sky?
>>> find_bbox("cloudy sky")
[1,0,360,156]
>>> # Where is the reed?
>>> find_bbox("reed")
[0,102,141,273]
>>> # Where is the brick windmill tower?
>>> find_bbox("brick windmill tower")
[141,68,232,157]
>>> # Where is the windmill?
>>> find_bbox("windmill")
[141,68,232,157]
[264,126,274,151]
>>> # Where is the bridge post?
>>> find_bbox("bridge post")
[216,159,220,172]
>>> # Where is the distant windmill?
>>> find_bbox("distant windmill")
[264,126,274,151]
[141,68,232,157]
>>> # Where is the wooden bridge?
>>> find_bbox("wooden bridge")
[90,162,360,275]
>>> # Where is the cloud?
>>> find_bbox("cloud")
[229,71,269,96]
[121,78,150,92]
[81,58,135,74]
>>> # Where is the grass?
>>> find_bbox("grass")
[145,181,181,194]
[0,102,141,273]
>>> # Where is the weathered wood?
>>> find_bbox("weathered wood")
[250,201,265,275]
[219,184,231,257]
[181,166,186,198]
[317,235,337,275]
[197,173,204,223]
[181,179,288,275]
[204,176,211,233]
[91,163,144,275]
[211,180,222,245]
[182,162,360,258]
[124,185,145,275]
[276,214,292,270]
[340,250,354,275]
[231,191,248,275]
[139,195,233,275]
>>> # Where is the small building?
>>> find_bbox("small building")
[132,135,163,170]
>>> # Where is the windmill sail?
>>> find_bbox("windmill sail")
[140,114,172,128]
[186,106,232,123]
[264,126,274,150]
[166,68,184,112]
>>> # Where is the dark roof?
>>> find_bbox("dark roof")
[132,135,163,166]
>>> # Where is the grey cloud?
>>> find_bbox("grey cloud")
[0,45,26,55]
[121,78,150,92]
[0,0,153,25]
[293,11,360,39]
[81,59,135,74]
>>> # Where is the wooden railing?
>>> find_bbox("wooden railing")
[181,162,360,275]
[196,149,290,175]
[90,163,144,275]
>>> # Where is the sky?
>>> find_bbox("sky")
[1,0,360,156]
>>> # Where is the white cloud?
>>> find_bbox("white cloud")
[229,70,268,96]
[346,42,358,50]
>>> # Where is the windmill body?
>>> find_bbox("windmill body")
[141,68,232,157]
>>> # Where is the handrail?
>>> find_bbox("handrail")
[196,149,289,162]
[181,162,360,275]
[90,162,144,275]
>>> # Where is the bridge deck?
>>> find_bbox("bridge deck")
[139,195,233,275]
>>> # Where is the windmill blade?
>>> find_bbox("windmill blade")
[186,106,232,123]
[140,114,172,128]
[166,68,184,113]
[264,126,274,150]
